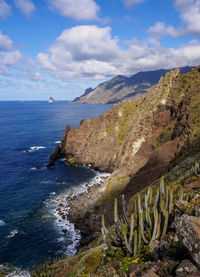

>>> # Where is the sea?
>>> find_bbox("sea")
[0,101,112,275]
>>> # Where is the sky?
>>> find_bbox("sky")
[1,0,200,100]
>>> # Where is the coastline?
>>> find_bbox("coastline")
[51,167,110,248]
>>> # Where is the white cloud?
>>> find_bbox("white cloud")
[175,0,200,36]
[0,50,22,66]
[0,31,13,51]
[0,30,27,77]
[147,22,179,38]
[46,0,100,20]
[37,25,120,79]
[148,0,200,39]
[0,50,23,76]
[0,0,11,19]
[122,0,146,9]
[14,0,35,17]
[36,25,200,81]
[174,0,195,10]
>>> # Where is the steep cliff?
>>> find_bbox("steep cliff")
[49,66,200,242]
[72,66,192,104]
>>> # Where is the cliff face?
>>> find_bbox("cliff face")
[72,66,192,104]
[50,66,200,241]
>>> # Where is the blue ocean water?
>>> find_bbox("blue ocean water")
[0,101,112,271]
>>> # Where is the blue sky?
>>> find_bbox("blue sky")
[0,0,200,100]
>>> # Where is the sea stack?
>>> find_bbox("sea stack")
[48,96,56,103]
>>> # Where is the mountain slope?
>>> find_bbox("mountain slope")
[73,66,192,104]
[49,66,200,243]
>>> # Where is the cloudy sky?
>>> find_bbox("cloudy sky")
[1,0,200,100]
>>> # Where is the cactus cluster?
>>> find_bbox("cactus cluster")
[102,177,183,257]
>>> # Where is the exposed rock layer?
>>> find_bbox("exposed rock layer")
[175,215,200,268]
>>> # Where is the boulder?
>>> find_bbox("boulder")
[175,215,200,267]
[128,263,139,277]
[175,259,200,277]
[142,268,159,277]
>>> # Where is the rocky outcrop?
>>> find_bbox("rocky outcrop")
[175,215,200,268]
[175,260,200,277]
[49,66,200,242]
[72,66,192,104]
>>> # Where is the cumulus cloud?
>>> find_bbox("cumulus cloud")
[36,25,200,81]
[147,22,179,38]
[0,0,11,19]
[46,0,100,20]
[14,0,35,17]
[37,25,120,79]
[1,50,22,65]
[0,31,13,51]
[175,0,200,36]
[0,30,26,77]
[148,0,200,39]
[0,50,23,76]
[122,0,146,9]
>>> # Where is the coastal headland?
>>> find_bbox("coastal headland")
[48,66,200,245]
[35,66,200,277]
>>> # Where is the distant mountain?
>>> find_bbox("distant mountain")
[73,87,93,102]
[73,66,193,104]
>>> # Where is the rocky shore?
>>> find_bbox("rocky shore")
[53,171,110,246]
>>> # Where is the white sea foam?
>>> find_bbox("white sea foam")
[24,146,46,153]
[30,167,41,171]
[30,146,46,150]
[0,265,30,277]
[72,171,110,197]
[54,141,61,144]
[45,171,110,256]
[45,195,80,256]
[7,229,18,238]
[40,180,50,184]
[0,220,5,226]
[7,270,30,277]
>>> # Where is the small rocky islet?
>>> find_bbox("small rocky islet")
[5,66,200,277]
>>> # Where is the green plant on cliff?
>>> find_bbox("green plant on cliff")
[101,177,184,257]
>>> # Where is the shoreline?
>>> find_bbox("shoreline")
[50,168,110,250]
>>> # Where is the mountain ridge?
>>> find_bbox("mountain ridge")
[73,66,193,104]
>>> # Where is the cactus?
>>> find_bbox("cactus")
[195,160,200,176]
[178,184,183,201]
[102,176,185,257]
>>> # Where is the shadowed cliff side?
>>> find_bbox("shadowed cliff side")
[49,66,200,243]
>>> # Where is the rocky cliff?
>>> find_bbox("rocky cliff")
[49,66,200,243]
[72,66,192,104]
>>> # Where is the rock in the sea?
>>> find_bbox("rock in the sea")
[175,259,200,277]
[175,215,200,267]
[46,159,56,168]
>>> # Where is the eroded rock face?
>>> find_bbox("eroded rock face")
[175,215,200,268]
[49,67,200,240]
[175,259,200,277]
